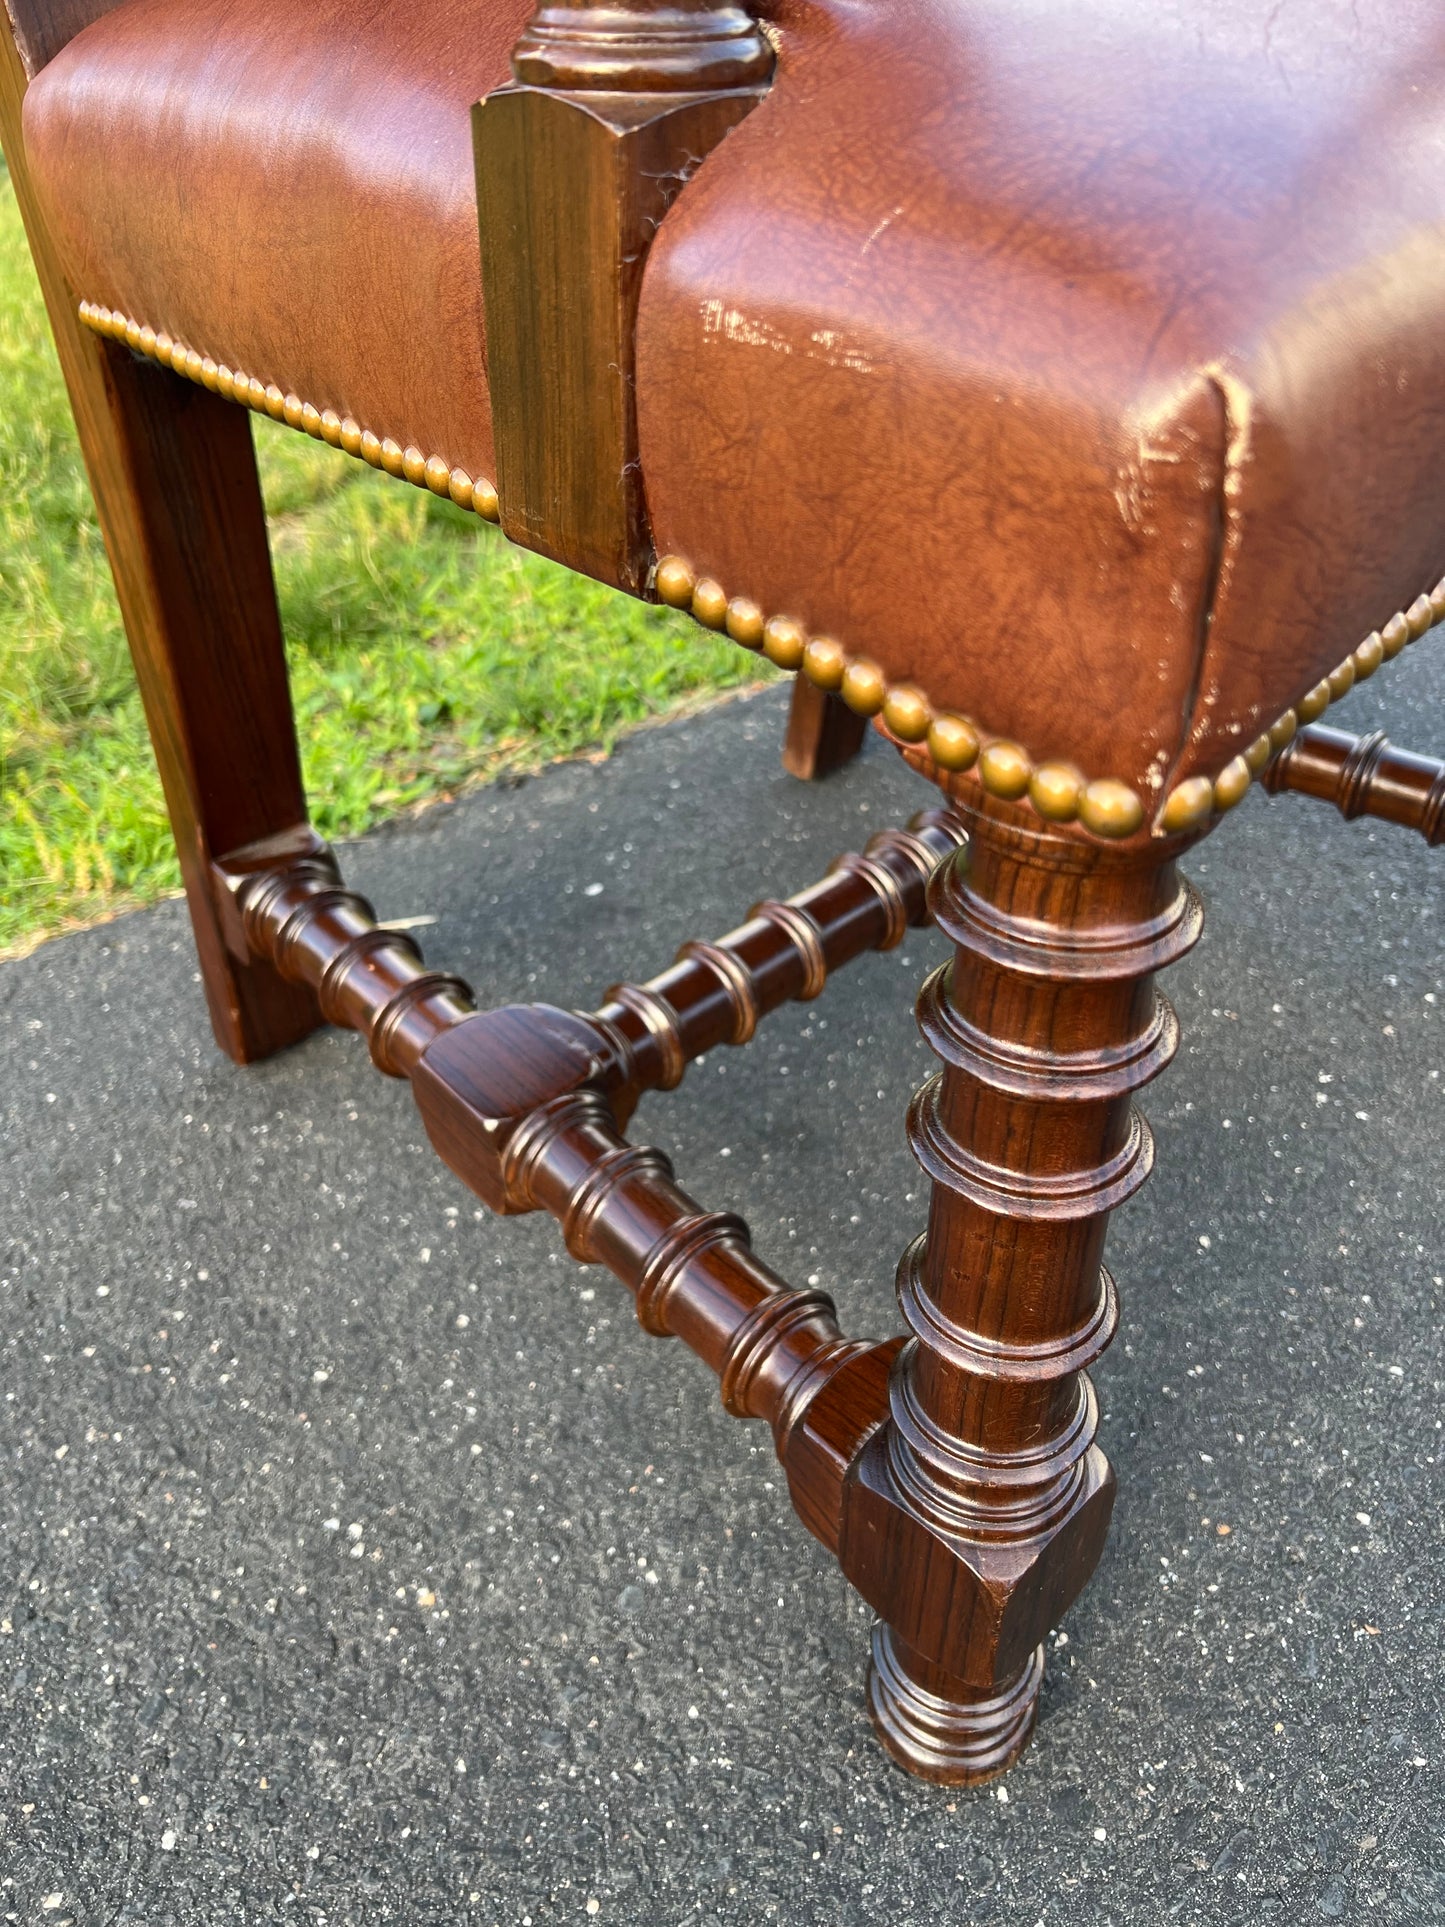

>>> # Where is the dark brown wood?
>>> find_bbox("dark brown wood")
[1263,723,1445,843]
[837,795,1204,1784]
[512,1,773,92]
[473,6,771,591]
[2,0,127,75]
[0,21,321,1063]
[781,676,869,780]
[214,808,965,1554]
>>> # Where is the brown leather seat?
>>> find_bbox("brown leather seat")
[23,0,533,495]
[24,0,1445,807]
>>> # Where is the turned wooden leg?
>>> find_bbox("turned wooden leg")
[838,794,1204,1783]
[1,37,320,1063]
[781,676,868,780]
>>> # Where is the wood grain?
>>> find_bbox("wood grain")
[0,18,321,1061]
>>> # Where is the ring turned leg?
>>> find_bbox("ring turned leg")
[839,794,1203,1783]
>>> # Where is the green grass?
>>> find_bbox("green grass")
[0,166,769,957]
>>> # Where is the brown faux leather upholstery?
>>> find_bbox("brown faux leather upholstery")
[22,0,533,493]
[637,0,1445,796]
[24,0,1445,801]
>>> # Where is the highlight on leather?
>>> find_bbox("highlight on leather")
[77,300,501,522]
[654,550,1445,842]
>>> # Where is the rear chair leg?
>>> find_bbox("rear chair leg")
[1,41,319,1063]
[840,794,1203,1781]
[782,675,868,780]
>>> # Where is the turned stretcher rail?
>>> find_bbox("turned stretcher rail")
[210,807,965,1547]
[1263,724,1445,843]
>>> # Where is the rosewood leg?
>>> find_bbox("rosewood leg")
[838,795,1203,1782]
[0,34,319,1062]
[781,677,868,780]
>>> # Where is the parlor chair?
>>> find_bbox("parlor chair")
[3,0,1442,1786]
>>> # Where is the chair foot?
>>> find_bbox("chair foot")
[867,1627,1043,1786]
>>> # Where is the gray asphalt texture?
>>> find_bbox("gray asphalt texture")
[2,649,1442,1927]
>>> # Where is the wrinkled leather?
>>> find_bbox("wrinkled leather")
[637,0,1445,793]
[24,0,1445,794]
[22,0,533,491]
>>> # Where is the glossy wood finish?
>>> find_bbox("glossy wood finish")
[473,5,770,591]
[1263,724,1445,844]
[0,20,321,1063]
[782,676,869,781]
[845,796,1204,1782]
[511,0,773,92]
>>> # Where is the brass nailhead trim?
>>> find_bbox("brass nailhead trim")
[656,552,1442,844]
[654,554,1146,841]
[1157,578,1445,834]
[78,300,501,524]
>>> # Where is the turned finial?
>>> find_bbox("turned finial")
[512,1,775,91]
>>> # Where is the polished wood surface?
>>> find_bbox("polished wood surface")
[1263,723,1445,844]
[847,798,1204,1781]
[0,21,320,1063]
[474,4,769,591]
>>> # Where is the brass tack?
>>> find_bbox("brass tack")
[324,411,347,450]
[138,324,157,358]
[803,636,847,692]
[246,376,267,409]
[654,555,696,608]
[1030,762,1086,822]
[216,365,236,401]
[1406,593,1434,639]
[1159,775,1215,835]
[882,684,931,742]
[360,429,383,466]
[1080,778,1145,839]
[1353,631,1384,681]
[185,349,206,383]
[402,445,428,487]
[762,615,806,670]
[105,308,125,338]
[301,402,323,438]
[87,303,105,329]
[473,476,501,522]
[154,331,174,367]
[926,712,979,772]
[1430,579,1445,621]
[263,382,286,420]
[691,578,728,628]
[78,299,92,322]
[447,467,475,510]
[98,306,117,336]
[1296,679,1331,723]
[1267,709,1297,752]
[1326,657,1355,701]
[978,740,1032,799]
[199,356,219,391]
[725,596,765,649]
[124,317,144,351]
[1380,612,1410,660]
[424,454,452,496]
[340,418,363,457]
[1213,755,1252,812]
[283,392,306,429]
[840,658,886,715]
[1243,733,1273,775]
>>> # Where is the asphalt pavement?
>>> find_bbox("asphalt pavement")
[2,649,1442,1926]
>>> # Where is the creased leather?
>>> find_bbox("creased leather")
[636,0,1445,792]
[22,0,534,491]
[23,0,1445,792]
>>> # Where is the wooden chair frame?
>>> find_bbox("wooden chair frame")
[2,0,1440,1786]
